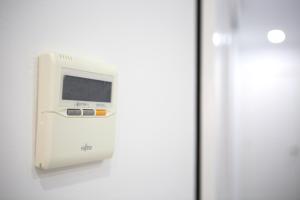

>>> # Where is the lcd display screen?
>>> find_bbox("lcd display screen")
[62,75,112,102]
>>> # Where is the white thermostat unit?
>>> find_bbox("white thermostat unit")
[35,53,117,170]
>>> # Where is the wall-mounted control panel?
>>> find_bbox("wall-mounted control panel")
[35,53,117,170]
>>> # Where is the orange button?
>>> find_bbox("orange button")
[96,109,106,116]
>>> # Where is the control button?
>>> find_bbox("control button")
[67,109,81,116]
[96,109,106,116]
[83,109,95,116]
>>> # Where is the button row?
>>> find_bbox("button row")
[67,109,106,116]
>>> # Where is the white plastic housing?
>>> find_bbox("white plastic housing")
[35,53,117,170]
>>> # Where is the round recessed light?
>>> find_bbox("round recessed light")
[267,29,286,44]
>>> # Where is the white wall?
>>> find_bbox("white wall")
[0,0,196,199]
[201,0,217,199]
[201,0,235,199]
[203,1,300,199]
[232,44,300,200]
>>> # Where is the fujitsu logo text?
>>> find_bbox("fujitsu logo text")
[81,144,93,151]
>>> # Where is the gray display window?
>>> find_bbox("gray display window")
[62,75,112,102]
